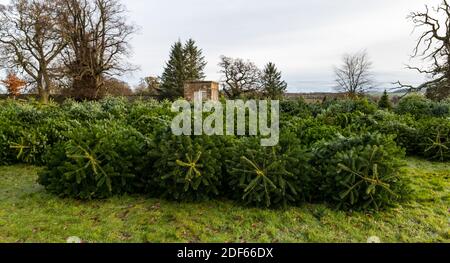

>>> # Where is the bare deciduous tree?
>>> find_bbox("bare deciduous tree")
[334,50,374,97]
[396,0,450,101]
[135,76,161,96]
[98,77,132,97]
[0,0,66,103]
[219,56,262,99]
[57,0,136,100]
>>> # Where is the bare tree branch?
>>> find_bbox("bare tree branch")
[0,0,66,103]
[57,0,137,100]
[334,50,374,97]
[219,56,262,99]
[397,0,450,100]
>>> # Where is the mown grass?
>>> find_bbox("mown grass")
[0,158,448,243]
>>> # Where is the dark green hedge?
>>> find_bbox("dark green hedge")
[2,96,447,210]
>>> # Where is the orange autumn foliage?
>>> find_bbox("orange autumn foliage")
[1,73,26,98]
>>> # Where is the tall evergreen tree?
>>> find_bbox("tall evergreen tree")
[378,90,392,110]
[160,39,206,99]
[184,39,207,81]
[261,62,287,99]
[160,41,186,99]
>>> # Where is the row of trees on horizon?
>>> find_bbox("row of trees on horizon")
[1,0,450,102]
[136,38,288,100]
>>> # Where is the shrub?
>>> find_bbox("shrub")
[0,99,49,126]
[126,99,174,136]
[99,97,129,119]
[415,118,450,161]
[61,99,109,122]
[38,121,149,199]
[324,98,378,115]
[431,101,450,117]
[281,117,342,147]
[0,118,51,165]
[395,94,432,118]
[311,133,408,211]
[0,101,78,165]
[280,98,314,118]
[0,128,11,165]
[8,128,50,165]
[147,132,224,201]
[0,119,18,165]
[319,111,364,129]
[371,111,419,155]
[318,99,379,131]
[226,134,311,208]
[396,94,450,118]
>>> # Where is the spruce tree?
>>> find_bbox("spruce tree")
[160,41,186,99]
[378,90,392,110]
[184,39,207,81]
[261,62,287,99]
[160,39,207,100]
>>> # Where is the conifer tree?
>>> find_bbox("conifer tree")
[160,41,186,99]
[378,90,392,110]
[184,39,207,81]
[261,62,287,99]
[160,39,207,99]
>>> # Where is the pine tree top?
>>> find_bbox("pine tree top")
[262,62,287,99]
[159,39,207,100]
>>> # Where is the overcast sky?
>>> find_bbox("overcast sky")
[124,0,440,92]
[0,0,442,92]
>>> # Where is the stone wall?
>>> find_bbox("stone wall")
[184,81,219,101]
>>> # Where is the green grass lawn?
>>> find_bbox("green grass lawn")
[0,158,448,243]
